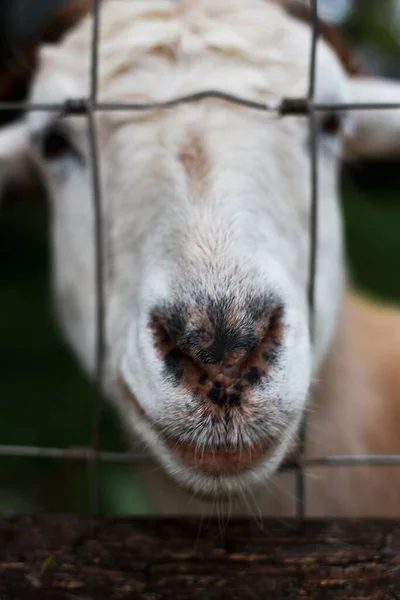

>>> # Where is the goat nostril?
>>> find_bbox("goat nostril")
[151,318,174,351]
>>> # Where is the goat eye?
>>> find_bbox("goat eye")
[39,125,75,162]
[320,112,342,136]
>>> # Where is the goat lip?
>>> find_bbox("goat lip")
[166,438,273,475]
[118,375,273,474]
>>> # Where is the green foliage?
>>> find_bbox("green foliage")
[346,0,400,55]
[0,202,152,514]
[342,166,400,303]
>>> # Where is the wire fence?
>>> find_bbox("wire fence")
[2,0,400,518]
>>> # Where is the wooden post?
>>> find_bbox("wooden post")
[1,516,399,598]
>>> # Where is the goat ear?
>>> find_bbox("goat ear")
[343,76,400,160]
[0,0,92,102]
[41,0,93,44]
[0,122,42,207]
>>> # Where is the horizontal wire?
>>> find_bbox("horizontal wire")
[1,96,400,114]
[304,455,400,467]
[313,101,400,111]
[1,445,400,468]
[0,94,280,113]
[0,445,152,464]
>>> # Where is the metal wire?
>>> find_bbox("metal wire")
[87,0,106,516]
[0,445,152,464]
[2,445,400,468]
[1,0,400,518]
[2,98,400,113]
[90,0,101,105]
[294,0,319,520]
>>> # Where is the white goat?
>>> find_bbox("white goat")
[2,0,400,517]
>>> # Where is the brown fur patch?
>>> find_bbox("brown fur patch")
[42,0,93,43]
[0,0,93,100]
[306,295,400,517]
[274,0,364,76]
[179,132,209,200]
[150,45,177,63]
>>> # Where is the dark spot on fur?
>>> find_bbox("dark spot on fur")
[245,366,261,386]
[198,374,207,385]
[164,348,183,384]
[228,394,241,407]
[247,295,271,322]
[208,381,223,404]
[196,347,221,365]
[162,303,188,343]
[207,382,243,409]
[263,339,282,364]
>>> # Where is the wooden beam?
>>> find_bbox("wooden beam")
[1,517,400,598]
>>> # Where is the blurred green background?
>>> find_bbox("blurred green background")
[1,0,400,515]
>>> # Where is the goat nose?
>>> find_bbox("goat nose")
[150,298,284,398]
[182,322,258,379]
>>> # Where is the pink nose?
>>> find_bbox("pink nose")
[150,297,284,407]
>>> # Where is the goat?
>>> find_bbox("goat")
[1,0,400,517]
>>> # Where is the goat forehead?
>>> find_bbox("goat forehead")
[36,0,343,105]
[104,109,310,245]
[108,105,305,180]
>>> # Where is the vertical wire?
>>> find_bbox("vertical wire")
[296,0,319,519]
[88,0,105,515]
[90,0,101,104]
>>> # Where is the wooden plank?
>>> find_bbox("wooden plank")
[0,517,399,599]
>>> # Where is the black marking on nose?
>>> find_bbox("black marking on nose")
[196,324,258,365]
[155,295,284,399]
[163,303,188,343]
[263,339,282,364]
[228,394,241,407]
[245,366,261,387]
[206,382,242,408]
[164,348,183,384]
[208,381,223,404]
